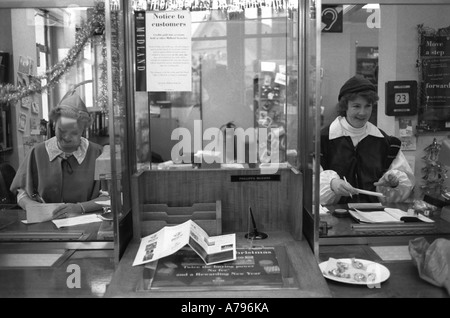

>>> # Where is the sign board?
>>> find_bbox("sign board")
[385,81,417,116]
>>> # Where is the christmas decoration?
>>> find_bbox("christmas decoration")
[0,1,109,112]
[421,138,448,197]
[133,0,297,12]
[0,0,298,112]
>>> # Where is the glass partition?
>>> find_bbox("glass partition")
[127,1,320,252]
[132,2,305,173]
[0,1,130,251]
[319,1,450,245]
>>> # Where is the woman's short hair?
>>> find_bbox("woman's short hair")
[337,90,379,117]
[49,94,92,130]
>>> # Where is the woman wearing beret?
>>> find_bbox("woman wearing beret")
[320,75,415,205]
[10,93,109,219]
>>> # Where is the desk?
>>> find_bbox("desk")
[105,231,331,298]
[0,208,114,243]
[320,205,450,245]
[319,245,449,298]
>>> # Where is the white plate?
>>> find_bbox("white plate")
[319,258,390,285]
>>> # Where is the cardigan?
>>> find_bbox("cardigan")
[10,137,103,204]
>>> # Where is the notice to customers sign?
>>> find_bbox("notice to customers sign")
[146,11,192,92]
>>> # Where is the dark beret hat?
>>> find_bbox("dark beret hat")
[338,75,377,101]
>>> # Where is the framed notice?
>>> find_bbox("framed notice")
[146,11,192,92]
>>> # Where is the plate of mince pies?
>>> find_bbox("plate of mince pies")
[319,258,390,285]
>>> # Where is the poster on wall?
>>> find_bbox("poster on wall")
[421,57,450,108]
[18,55,32,75]
[21,96,31,109]
[418,32,450,131]
[18,112,27,132]
[399,118,416,151]
[30,118,40,135]
[146,11,192,92]
[420,35,450,58]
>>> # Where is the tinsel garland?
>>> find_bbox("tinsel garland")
[0,1,108,111]
[421,138,448,196]
[132,0,297,11]
[0,0,295,110]
[105,9,125,117]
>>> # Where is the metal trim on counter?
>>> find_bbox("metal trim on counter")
[0,231,88,241]
[0,241,114,251]
[320,233,450,246]
[352,222,436,232]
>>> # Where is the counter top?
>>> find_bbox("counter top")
[320,204,450,245]
[105,231,331,298]
[319,244,449,298]
[0,208,114,243]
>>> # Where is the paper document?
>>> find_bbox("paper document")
[22,203,63,224]
[52,214,102,228]
[133,220,236,267]
[348,202,384,210]
[384,208,434,223]
[349,208,434,224]
[349,209,401,223]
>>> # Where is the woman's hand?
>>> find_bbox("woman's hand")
[374,172,399,188]
[330,178,358,197]
[52,203,83,219]
[375,170,414,203]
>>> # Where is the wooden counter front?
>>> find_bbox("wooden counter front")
[105,231,331,298]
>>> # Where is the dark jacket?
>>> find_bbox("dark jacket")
[320,124,401,203]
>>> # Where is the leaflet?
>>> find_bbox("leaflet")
[132,220,236,266]
[52,214,102,228]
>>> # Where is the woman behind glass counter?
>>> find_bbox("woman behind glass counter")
[10,93,109,219]
[320,75,415,205]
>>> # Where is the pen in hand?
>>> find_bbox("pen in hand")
[343,176,353,198]
[32,193,46,204]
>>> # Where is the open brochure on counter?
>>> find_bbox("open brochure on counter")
[132,220,236,266]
